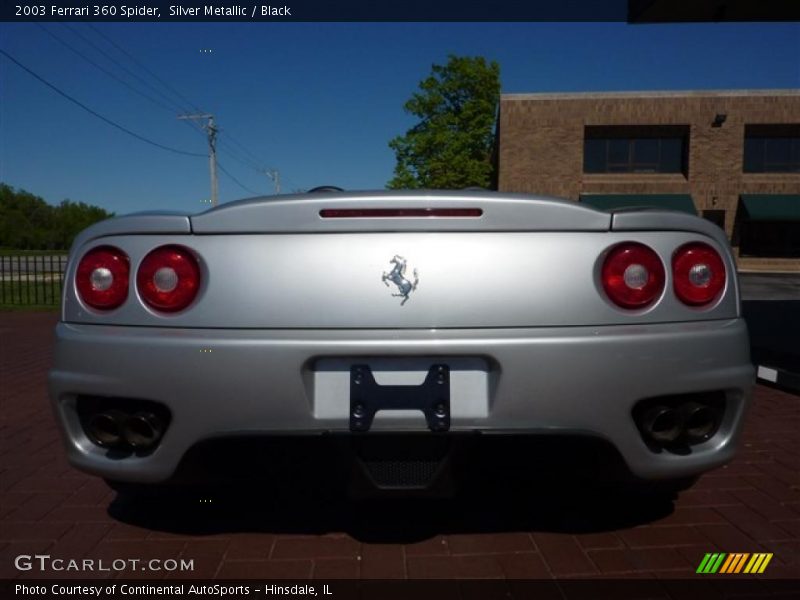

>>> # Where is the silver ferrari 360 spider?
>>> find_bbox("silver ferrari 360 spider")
[48,190,754,495]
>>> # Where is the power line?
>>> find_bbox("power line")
[61,23,191,117]
[54,23,301,194]
[218,161,261,196]
[87,23,203,114]
[214,128,288,189]
[81,25,283,192]
[36,24,179,116]
[217,128,289,186]
[79,24,210,143]
[0,49,206,158]
[56,23,209,143]
[215,137,287,194]
[277,171,302,192]
[217,138,262,171]
[260,168,280,194]
[50,23,217,156]
[224,131,268,166]
[84,24,301,193]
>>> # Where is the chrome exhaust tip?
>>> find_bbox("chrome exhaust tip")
[86,410,126,448]
[641,405,683,444]
[681,402,718,443]
[122,412,165,449]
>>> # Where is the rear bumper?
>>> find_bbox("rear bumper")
[48,319,754,484]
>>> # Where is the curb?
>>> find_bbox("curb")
[756,365,800,396]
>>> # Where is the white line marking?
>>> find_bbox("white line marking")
[757,366,779,383]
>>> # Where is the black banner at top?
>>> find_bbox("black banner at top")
[4,0,619,22]
[4,0,800,22]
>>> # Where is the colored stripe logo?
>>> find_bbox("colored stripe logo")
[697,552,773,574]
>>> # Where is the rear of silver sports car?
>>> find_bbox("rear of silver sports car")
[48,191,755,493]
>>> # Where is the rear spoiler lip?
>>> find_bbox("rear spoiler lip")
[189,191,613,233]
[67,193,729,248]
[611,210,730,250]
[67,213,192,256]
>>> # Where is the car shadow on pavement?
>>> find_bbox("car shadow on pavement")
[108,483,675,544]
[107,436,676,543]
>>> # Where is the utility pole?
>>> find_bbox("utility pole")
[260,168,280,195]
[179,114,218,206]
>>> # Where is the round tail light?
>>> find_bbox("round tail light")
[601,242,665,309]
[673,242,726,306]
[76,246,129,310]
[137,246,201,312]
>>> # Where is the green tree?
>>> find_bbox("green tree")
[0,183,113,250]
[53,200,114,249]
[387,55,501,190]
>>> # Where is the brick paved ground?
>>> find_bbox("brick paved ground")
[1,312,798,582]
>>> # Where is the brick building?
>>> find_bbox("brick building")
[496,90,800,270]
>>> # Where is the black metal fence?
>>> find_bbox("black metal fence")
[0,255,68,306]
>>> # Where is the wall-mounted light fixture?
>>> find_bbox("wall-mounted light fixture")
[712,114,727,127]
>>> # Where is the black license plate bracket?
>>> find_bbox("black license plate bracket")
[349,364,450,433]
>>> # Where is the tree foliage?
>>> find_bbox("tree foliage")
[0,183,114,250]
[387,55,501,190]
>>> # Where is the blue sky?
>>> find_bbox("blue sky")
[1,22,799,216]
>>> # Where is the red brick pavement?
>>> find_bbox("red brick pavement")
[1,312,798,581]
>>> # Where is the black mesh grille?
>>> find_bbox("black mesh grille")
[353,435,451,489]
[361,458,443,488]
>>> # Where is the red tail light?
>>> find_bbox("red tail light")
[76,246,129,310]
[602,243,665,309]
[137,246,201,312]
[673,242,726,306]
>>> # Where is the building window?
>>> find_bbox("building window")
[736,195,800,258]
[583,126,688,174]
[744,124,800,173]
[739,222,800,257]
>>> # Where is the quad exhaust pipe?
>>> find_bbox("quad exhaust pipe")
[680,402,718,443]
[86,410,127,448]
[641,405,683,444]
[121,412,165,449]
[86,410,165,450]
[640,401,720,446]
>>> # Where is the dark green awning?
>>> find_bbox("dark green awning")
[579,194,697,215]
[740,195,800,221]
